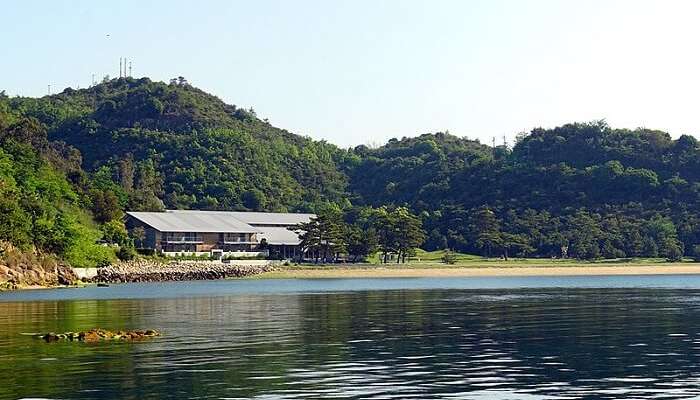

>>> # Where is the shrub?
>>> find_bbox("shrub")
[117,246,137,261]
[135,248,155,256]
[63,224,116,268]
[662,238,684,262]
[441,249,457,265]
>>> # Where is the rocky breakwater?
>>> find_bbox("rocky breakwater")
[96,260,276,283]
[0,243,78,290]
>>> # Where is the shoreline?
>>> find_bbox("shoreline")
[250,263,700,279]
[5,262,700,291]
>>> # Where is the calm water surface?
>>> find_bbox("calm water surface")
[3,276,700,399]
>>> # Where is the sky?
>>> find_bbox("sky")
[2,0,700,147]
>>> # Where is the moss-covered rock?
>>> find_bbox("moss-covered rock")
[40,328,160,342]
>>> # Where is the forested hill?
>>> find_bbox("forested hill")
[351,124,700,259]
[5,77,350,212]
[1,77,700,262]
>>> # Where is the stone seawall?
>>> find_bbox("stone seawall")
[95,260,276,283]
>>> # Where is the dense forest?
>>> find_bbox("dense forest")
[1,77,699,265]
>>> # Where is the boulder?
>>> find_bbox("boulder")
[56,265,78,286]
[42,333,60,342]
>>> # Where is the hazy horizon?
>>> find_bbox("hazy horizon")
[3,0,700,147]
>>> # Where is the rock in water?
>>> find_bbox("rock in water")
[42,333,60,342]
[38,328,160,342]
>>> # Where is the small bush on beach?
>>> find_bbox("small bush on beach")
[441,249,457,264]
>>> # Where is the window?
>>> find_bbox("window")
[223,233,248,243]
[164,232,202,243]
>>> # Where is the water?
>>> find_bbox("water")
[3,276,700,399]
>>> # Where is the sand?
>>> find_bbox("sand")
[254,264,700,279]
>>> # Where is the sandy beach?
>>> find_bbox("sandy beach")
[254,263,700,279]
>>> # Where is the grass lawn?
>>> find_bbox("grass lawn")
[245,250,700,279]
[363,249,693,268]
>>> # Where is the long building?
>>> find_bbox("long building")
[125,210,313,259]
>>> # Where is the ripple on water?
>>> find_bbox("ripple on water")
[3,284,700,399]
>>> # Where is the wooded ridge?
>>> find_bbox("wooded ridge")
[1,76,698,266]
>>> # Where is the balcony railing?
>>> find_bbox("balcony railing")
[162,236,203,244]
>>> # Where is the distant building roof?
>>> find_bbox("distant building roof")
[257,226,304,246]
[126,211,259,233]
[126,210,313,237]
[167,210,313,226]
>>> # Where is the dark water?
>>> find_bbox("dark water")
[3,276,700,399]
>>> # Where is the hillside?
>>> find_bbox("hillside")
[0,103,114,269]
[349,123,699,259]
[6,77,350,212]
[1,78,699,263]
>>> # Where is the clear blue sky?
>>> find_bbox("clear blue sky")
[3,0,699,147]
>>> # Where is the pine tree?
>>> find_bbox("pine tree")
[469,206,501,257]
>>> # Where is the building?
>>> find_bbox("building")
[125,210,313,258]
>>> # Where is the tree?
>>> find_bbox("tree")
[128,160,165,211]
[469,206,501,257]
[642,236,659,257]
[601,239,624,259]
[661,237,684,262]
[368,206,425,263]
[101,219,129,246]
[500,233,534,260]
[0,194,31,249]
[289,205,346,263]
[647,216,683,261]
[565,211,602,260]
[130,226,146,248]
[392,207,426,263]
[371,206,397,263]
[242,189,265,210]
[92,190,123,223]
[118,156,135,193]
[626,229,645,258]
[346,224,377,262]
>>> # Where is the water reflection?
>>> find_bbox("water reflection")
[2,284,700,399]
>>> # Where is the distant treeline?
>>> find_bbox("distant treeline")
[1,77,699,265]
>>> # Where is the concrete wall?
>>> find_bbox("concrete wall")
[72,267,98,280]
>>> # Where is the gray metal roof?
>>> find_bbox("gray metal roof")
[257,226,303,245]
[165,210,313,226]
[126,210,314,234]
[127,211,259,233]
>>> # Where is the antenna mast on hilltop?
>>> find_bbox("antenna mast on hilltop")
[119,57,122,78]
[129,61,132,77]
